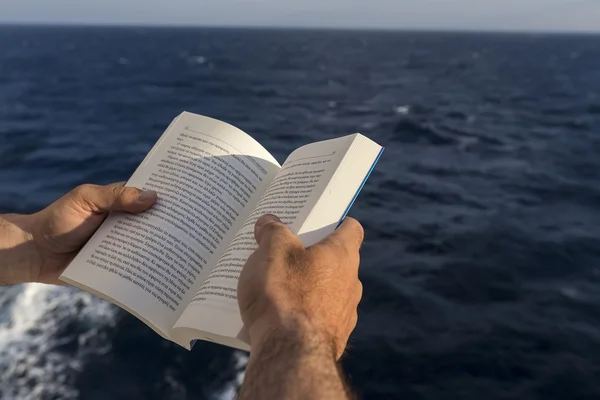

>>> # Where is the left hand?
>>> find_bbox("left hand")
[14,183,157,285]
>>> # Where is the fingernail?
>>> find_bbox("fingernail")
[137,190,157,203]
[256,214,281,228]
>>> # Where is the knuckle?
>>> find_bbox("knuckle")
[264,222,289,235]
[109,184,126,198]
[338,241,352,259]
[350,224,365,249]
[69,184,100,211]
[73,184,93,197]
[306,244,337,265]
[70,184,97,205]
[356,281,364,301]
[323,237,349,257]
[349,218,365,239]
[352,312,359,329]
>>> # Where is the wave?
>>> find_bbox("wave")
[392,118,456,146]
[0,284,116,399]
[0,284,245,400]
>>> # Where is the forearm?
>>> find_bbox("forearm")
[0,214,38,284]
[238,321,354,400]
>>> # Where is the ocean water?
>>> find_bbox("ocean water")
[1,26,600,399]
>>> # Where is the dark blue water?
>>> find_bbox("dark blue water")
[1,25,600,399]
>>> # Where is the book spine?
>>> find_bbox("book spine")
[336,147,385,228]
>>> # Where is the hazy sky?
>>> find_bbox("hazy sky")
[1,0,599,32]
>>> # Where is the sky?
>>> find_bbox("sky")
[1,0,599,32]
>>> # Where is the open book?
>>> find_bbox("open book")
[60,112,383,351]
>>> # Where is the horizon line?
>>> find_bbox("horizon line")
[1,20,600,36]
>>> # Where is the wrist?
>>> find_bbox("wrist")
[0,214,40,284]
[241,313,351,400]
[250,313,337,360]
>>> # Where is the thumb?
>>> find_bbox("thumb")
[314,217,364,254]
[70,183,157,214]
[254,214,302,251]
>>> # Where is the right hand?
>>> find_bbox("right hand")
[238,214,364,360]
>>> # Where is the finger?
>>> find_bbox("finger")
[71,183,157,214]
[333,217,364,250]
[105,182,158,213]
[254,214,302,251]
[311,217,364,256]
[355,281,363,304]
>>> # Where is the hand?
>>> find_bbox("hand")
[6,183,157,285]
[238,214,364,360]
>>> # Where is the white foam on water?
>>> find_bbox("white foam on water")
[560,286,583,300]
[457,136,479,151]
[214,352,248,400]
[395,105,410,115]
[0,283,246,399]
[0,284,49,344]
[0,283,116,400]
[191,56,207,64]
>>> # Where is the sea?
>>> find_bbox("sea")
[1,25,600,400]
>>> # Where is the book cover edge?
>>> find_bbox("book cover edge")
[336,147,384,228]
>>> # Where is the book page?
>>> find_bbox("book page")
[171,134,383,349]
[60,112,280,337]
